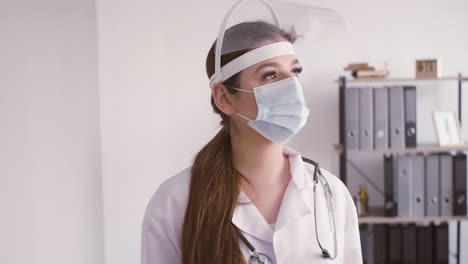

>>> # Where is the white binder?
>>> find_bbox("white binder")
[345,87,359,149]
[359,87,373,149]
[373,87,388,149]
[397,154,412,217]
[411,154,425,217]
[440,153,454,216]
[425,154,440,216]
[389,86,405,149]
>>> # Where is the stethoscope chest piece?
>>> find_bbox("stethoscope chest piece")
[321,248,331,258]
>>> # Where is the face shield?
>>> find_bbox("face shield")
[207,0,346,144]
[208,0,346,89]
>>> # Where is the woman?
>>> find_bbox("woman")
[141,20,362,264]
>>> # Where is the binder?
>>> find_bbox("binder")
[416,223,433,264]
[384,154,397,216]
[373,224,387,264]
[447,221,459,264]
[460,221,468,264]
[411,155,425,217]
[388,224,402,264]
[389,86,405,149]
[426,154,440,216]
[433,222,449,264]
[402,224,417,264]
[359,87,373,149]
[365,224,387,264]
[345,87,359,149]
[403,86,417,148]
[373,87,389,149]
[453,152,467,216]
[397,155,412,217]
[360,225,369,264]
[440,153,454,216]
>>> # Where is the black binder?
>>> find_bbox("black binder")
[416,224,433,264]
[374,224,387,264]
[453,153,467,215]
[388,224,402,264]
[433,223,449,264]
[403,86,417,148]
[384,154,397,216]
[360,225,368,264]
[402,224,417,264]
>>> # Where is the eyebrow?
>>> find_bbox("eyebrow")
[254,59,300,73]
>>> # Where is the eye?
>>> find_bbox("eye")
[262,71,277,81]
[293,66,303,76]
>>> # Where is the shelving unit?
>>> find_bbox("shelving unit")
[335,143,468,155]
[335,76,468,84]
[359,216,468,225]
[337,73,468,186]
[337,74,468,262]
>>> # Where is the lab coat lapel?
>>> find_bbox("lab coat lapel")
[274,151,338,262]
[231,190,274,243]
[231,146,319,242]
[273,182,311,231]
[275,146,315,231]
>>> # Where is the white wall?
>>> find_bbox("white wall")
[96,1,228,263]
[0,1,104,263]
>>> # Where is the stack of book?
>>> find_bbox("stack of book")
[344,62,389,79]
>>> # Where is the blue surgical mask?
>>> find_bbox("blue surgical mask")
[229,76,309,144]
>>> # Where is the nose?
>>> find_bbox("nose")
[278,71,296,81]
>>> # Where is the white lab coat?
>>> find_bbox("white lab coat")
[141,146,362,264]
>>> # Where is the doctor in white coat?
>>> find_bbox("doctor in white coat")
[141,1,362,263]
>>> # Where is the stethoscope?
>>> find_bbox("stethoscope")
[235,157,338,264]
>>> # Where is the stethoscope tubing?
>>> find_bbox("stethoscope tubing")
[314,170,338,259]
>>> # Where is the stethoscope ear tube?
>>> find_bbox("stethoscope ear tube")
[301,157,322,183]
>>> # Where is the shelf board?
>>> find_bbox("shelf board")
[359,216,468,224]
[335,143,468,155]
[335,76,468,83]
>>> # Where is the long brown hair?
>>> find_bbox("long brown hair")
[181,21,298,263]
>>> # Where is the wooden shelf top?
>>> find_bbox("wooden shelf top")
[334,143,468,155]
[359,216,468,224]
[335,76,468,83]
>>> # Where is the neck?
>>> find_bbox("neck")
[230,130,290,188]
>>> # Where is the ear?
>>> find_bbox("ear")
[212,83,236,115]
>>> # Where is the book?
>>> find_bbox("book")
[352,69,389,78]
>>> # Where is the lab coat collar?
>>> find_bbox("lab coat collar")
[282,145,314,189]
[232,145,316,243]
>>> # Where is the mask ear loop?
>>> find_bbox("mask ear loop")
[235,112,252,121]
[223,84,255,121]
[225,85,254,93]
[213,0,282,87]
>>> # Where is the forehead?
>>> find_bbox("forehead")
[244,54,300,73]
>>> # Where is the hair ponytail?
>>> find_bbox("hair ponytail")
[182,127,245,263]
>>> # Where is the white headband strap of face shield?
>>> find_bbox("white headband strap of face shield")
[209,41,296,88]
[210,0,284,89]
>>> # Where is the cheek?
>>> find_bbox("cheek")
[236,93,258,118]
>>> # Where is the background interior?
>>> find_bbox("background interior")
[2,0,468,263]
